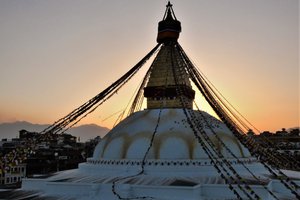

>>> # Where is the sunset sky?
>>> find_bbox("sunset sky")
[0,0,299,133]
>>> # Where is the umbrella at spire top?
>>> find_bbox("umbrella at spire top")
[157,1,181,44]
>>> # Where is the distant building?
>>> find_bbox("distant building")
[0,129,100,188]
[0,163,26,188]
[275,128,288,136]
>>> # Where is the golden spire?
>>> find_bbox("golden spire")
[144,45,195,109]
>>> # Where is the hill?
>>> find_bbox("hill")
[0,121,109,142]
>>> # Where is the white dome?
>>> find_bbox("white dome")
[93,109,251,160]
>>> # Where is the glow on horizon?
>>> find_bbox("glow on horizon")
[0,0,299,133]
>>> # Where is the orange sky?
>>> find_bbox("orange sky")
[0,0,299,133]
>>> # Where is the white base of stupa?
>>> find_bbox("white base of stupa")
[21,159,300,200]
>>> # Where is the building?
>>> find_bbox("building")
[0,129,97,189]
[0,163,26,188]
[0,139,27,189]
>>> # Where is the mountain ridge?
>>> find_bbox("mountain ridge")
[0,121,110,142]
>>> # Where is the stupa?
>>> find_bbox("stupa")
[9,2,300,200]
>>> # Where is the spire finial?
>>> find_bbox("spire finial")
[156,2,181,43]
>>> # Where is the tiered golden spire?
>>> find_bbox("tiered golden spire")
[144,2,194,109]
